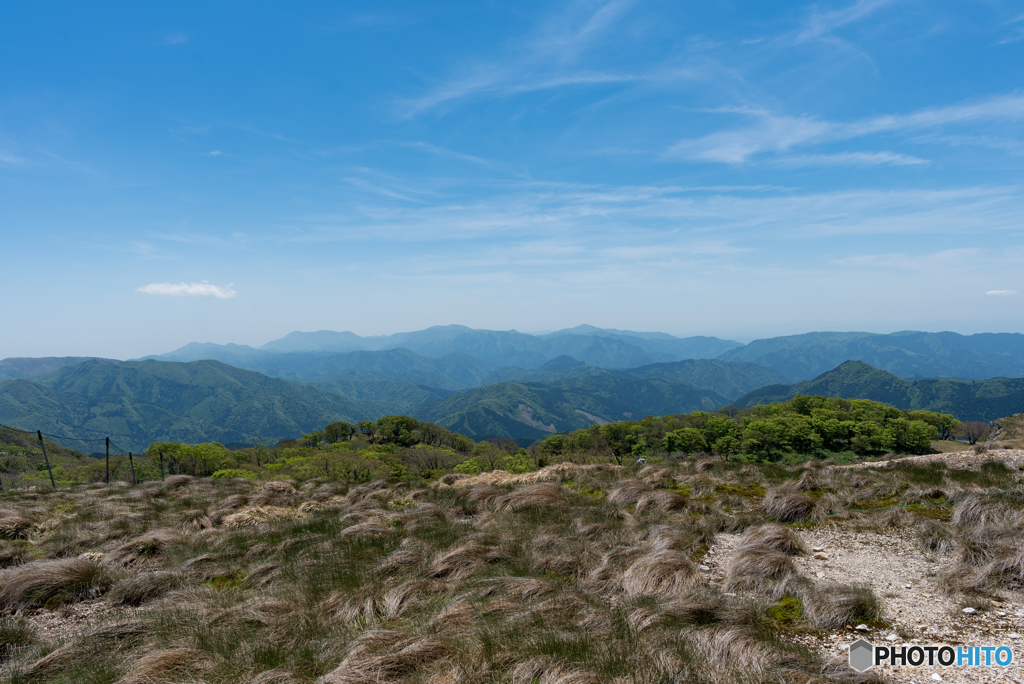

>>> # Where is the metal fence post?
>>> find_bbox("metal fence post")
[128,452,136,485]
[105,437,110,484]
[37,431,56,488]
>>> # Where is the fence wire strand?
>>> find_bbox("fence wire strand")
[0,422,157,488]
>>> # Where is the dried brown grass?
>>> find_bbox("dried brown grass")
[763,487,816,522]
[320,635,452,684]
[114,648,207,684]
[951,496,1006,527]
[724,543,797,593]
[804,583,882,629]
[0,557,110,611]
[606,479,651,506]
[736,524,806,556]
[622,549,700,598]
[494,483,564,512]
[0,511,33,540]
[105,528,183,568]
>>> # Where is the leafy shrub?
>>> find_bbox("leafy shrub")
[211,469,257,480]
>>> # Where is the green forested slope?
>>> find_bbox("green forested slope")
[413,378,729,439]
[717,331,1024,381]
[0,360,382,449]
[0,356,106,381]
[480,358,790,401]
[732,360,1024,421]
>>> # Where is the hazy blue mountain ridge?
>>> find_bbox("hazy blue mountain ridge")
[718,331,1024,381]
[0,360,382,450]
[731,360,1024,421]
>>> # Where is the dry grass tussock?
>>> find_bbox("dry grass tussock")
[4,455,1010,683]
[114,647,208,684]
[762,486,816,522]
[222,505,305,528]
[0,557,110,611]
[622,549,701,598]
[724,543,799,593]
[439,461,590,488]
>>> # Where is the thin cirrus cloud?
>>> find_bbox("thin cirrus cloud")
[665,93,1024,164]
[986,290,1018,296]
[398,1,638,116]
[136,281,236,299]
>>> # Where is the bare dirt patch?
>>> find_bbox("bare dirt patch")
[705,527,1024,683]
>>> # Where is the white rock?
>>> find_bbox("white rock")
[931,674,942,682]
[998,611,1007,617]
[962,607,977,615]
[885,633,899,641]
[813,552,828,559]
[1009,633,1021,639]
[699,565,710,571]
[856,624,870,632]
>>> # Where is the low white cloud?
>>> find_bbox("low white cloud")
[136,281,236,299]
[986,289,1018,296]
[161,33,188,46]
[204,150,222,156]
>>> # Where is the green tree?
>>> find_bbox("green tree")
[664,428,708,455]
[882,419,936,454]
[323,421,355,443]
[357,420,378,440]
[376,416,421,447]
[907,411,960,440]
[712,435,741,460]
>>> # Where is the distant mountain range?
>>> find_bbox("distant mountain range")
[0,356,783,447]
[732,360,1024,422]
[0,360,374,449]
[143,326,1024,382]
[718,331,1024,381]
[0,357,112,381]
[1,325,1023,448]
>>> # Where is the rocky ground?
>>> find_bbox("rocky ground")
[847,449,1024,472]
[705,524,1024,682]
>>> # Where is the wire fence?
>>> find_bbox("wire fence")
[0,423,167,490]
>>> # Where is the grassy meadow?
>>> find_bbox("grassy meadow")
[2,449,1024,683]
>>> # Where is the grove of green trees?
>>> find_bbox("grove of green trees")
[0,397,975,488]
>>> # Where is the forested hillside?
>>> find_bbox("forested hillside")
[718,330,1024,381]
[0,360,378,449]
[733,360,1024,421]
[412,378,729,441]
[0,356,108,381]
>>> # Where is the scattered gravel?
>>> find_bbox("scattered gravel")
[22,597,133,643]
[705,526,1024,683]
[844,449,1024,472]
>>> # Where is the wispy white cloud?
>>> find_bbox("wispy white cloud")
[793,0,898,44]
[204,150,222,156]
[160,33,188,46]
[136,281,236,298]
[986,289,1018,296]
[771,151,928,167]
[0,151,23,164]
[398,1,656,116]
[666,93,1024,164]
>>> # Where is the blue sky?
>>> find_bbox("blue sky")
[2,0,1023,359]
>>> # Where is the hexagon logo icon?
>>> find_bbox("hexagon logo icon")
[849,639,874,672]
